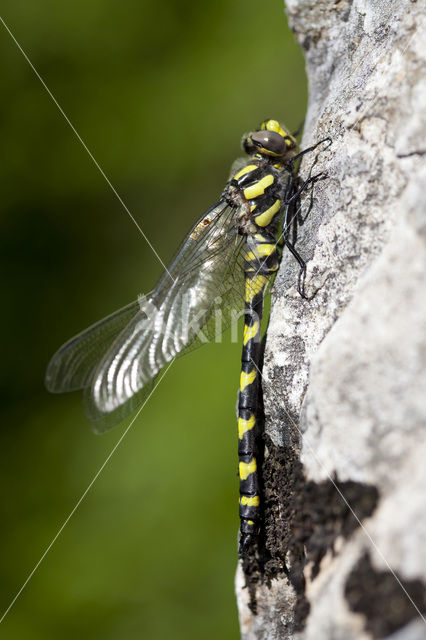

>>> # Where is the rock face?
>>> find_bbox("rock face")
[236,1,426,638]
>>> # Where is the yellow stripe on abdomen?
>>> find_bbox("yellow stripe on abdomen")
[240,369,256,392]
[238,413,256,439]
[245,275,269,303]
[239,458,257,480]
[240,495,260,507]
[243,321,259,345]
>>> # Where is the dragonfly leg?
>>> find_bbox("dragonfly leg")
[282,145,329,299]
[287,136,332,168]
[285,170,327,205]
[283,239,309,299]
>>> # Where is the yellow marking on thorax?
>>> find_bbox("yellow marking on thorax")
[243,321,260,345]
[254,199,281,227]
[240,368,256,392]
[240,495,260,507]
[239,458,257,480]
[243,174,274,200]
[238,413,256,439]
[245,244,276,262]
[245,275,269,302]
[257,243,275,256]
[247,520,255,525]
[233,164,258,181]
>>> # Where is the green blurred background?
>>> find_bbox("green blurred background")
[0,1,306,638]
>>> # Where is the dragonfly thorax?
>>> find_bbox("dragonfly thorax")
[226,157,288,235]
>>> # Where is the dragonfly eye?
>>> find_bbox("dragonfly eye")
[243,130,297,158]
[251,131,286,155]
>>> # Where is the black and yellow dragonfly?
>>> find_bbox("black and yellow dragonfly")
[46,119,321,555]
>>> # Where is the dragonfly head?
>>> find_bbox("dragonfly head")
[242,119,298,160]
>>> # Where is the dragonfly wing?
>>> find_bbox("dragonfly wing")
[45,298,150,393]
[176,237,247,355]
[84,378,155,434]
[86,202,247,430]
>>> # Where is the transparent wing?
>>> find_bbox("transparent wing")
[47,200,248,432]
[84,376,156,434]
[45,298,148,393]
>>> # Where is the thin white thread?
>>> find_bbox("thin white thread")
[250,358,426,626]
[0,360,175,625]
[0,15,175,283]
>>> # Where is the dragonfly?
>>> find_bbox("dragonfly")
[46,119,323,556]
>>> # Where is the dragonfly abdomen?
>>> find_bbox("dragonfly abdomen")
[238,231,281,554]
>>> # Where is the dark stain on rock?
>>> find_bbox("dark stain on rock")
[344,552,426,638]
[241,436,379,630]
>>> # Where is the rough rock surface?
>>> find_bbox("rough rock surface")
[236,1,426,638]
